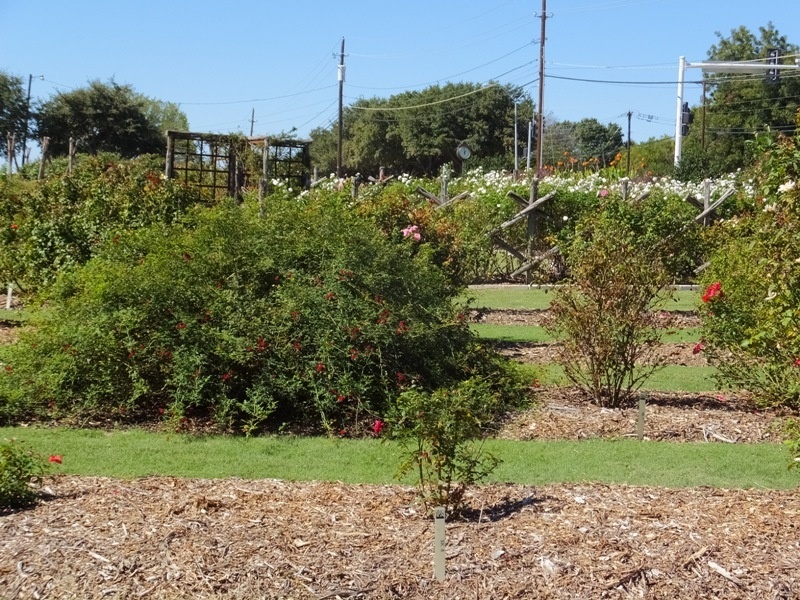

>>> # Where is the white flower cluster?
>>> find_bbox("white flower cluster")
[778,180,796,195]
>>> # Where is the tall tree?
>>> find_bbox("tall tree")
[574,118,623,167]
[0,71,27,159]
[541,118,622,169]
[35,80,188,158]
[311,82,533,177]
[693,23,800,174]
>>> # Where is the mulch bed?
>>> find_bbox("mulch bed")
[2,477,800,599]
[2,307,799,599]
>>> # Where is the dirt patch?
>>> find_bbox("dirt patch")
[1,476,798,599]
[0,323,19,345]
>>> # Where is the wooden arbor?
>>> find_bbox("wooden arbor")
[165,131,311,200]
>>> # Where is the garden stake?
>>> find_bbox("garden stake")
[434,506,446,582]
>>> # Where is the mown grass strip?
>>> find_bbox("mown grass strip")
[486,439,798,490]
[526,363,720,393]
[472,324,702,344]
[2,427,796,490]
[464,287,698,312]
[0,309,28,323]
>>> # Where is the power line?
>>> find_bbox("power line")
[178,85,336,106]
[348,84,500,112]
[547,73,703,85]
[348,41,535,92]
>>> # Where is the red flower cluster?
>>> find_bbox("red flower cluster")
[692,342,704,355]
[49,455,62,464]
[372,419,385,436]
[702,282,723,303]
[396,321,409,334]
[315,362,325,373]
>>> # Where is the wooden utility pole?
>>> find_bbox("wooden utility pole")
[337,37,345,178]
[535,0,547,175]
[250,108,255,137]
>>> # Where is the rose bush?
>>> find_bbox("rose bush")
[0,194,531,435]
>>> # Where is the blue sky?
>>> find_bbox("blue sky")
[2,0,799,149]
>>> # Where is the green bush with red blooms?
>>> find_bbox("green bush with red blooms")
[0,153,202,293]
[698,126,800,420]
[0,194,532,435]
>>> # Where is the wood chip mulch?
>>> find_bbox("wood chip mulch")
[2,306,800,599]
[499,388,788,444]
[2,477,800,599]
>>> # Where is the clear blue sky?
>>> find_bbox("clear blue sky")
[3,0,799,148]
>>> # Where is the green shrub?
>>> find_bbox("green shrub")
[390,359,531,517]
[699,131,800,409]
[546,199,671,407]
[0,439,45,510]
[0,153,202,292]
[0,194,524,435]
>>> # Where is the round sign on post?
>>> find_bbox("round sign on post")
[456,143,471,160]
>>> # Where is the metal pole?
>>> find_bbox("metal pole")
[674,56,686,167]
[21,75,33,168]
[337,37,345,178]
[513,103,519,177]
[526,120,533,171]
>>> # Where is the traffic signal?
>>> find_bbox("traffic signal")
[767,48,780,83]
[681,102,693,136]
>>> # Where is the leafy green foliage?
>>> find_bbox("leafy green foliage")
[546,199,672,407]
[311,82,533,176]
[0,194,522,435]
[700,127,800,409]
[0,71,28,161]
[390,363,531,516]
[695,23,800,174]
[0,153,202,291]
[0,439,45,510]
[34,80,188,158]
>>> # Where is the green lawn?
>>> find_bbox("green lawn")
[2,427,795,489]
[463,286,698,312]
[0,308,28,323]
[526,363,719,393]
[472,324,701,344]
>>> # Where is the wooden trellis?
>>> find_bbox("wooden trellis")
[165,131,311,200]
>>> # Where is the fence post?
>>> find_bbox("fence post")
[38,137,49,180]
[68,137,77,174]
[703,179,711,227]
[165,132,175,180]
[6,133,15,175]
[526,178,539,285]
[5,284,12,310]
